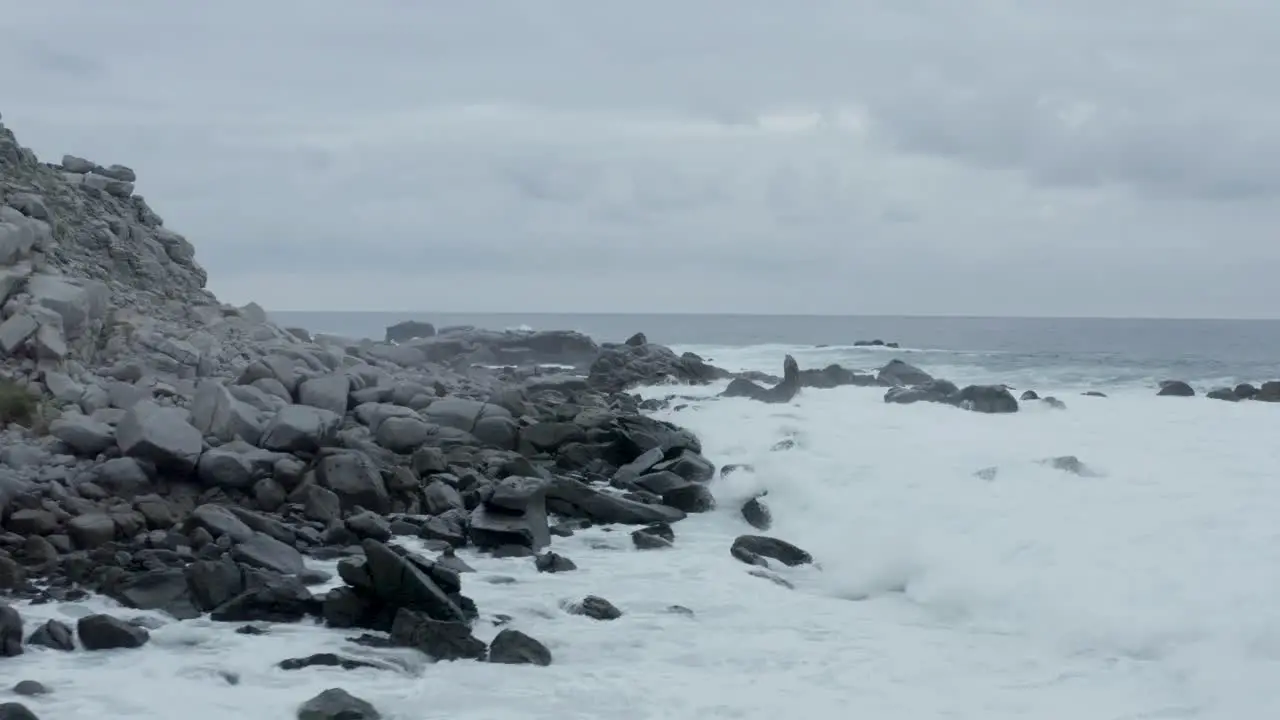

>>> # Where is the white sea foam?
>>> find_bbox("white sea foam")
[5,352,1279,719]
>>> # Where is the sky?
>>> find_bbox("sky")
[3,1,1280,317]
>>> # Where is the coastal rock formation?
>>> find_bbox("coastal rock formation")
[588,339,725,392]
[720,355,802,403]
[880,361,1020,414]
[1,115,771,711]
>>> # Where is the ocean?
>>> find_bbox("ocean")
[273,311,1280,389]
[10,313,1280,719]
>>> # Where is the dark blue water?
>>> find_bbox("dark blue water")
[270,311,1280,389]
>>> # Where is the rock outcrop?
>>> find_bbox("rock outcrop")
[720,355,802,403]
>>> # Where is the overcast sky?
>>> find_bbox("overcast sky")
[4,1,1279,317]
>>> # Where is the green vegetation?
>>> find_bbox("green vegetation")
[0,377,40,428]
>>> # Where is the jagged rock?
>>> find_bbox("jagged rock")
[468,477,551,551]
[318,451,390,513]
[588,341,725,392]
[191,380,265,444]
[232,532,306,575]
[298,373,351,415]
[546,476,686,525]
[115,400,203,474]
[721,355,801,403]
[48,413,115,455]
[359,539,467,623]
[389,607,485,660]
[76,614,150,650]
[25,620,74,651]
[197,441,281,489]
[260,405,341,453]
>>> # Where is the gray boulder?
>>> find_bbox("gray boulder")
[49,413,115,456]
[297,373,350,415]
[115,401,203,474]
[190,380,265,444]
[260,405,341,453]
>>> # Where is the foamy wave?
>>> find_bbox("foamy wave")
[641,383,1280,716]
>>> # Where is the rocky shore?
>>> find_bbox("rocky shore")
[1,113,1277,719]
[0,113,847,719]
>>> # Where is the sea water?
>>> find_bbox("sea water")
[5,317,1280,719]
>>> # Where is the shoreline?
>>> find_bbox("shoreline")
[3,112,1279,719]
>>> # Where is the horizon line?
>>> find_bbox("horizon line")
[264,310,1280,322]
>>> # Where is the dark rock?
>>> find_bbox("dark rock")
[877,359,933,386]
[798,364,878,389]
[209,576,315,623]
[278,653,383,672]
[318,452,390,514]
[952,384,1019,414]
[297,688,381,720]
[360,540,466,623]
[76,614,150,650]
[546,477,686,525]
[105,568,200,619]
[25,620,74,651]
[232,532,306,575]
[0,604,21,657]
[741,495,772,530]
[345,511,393,542]
[884,379,959,405]
[720,355,801,403]
[488,628,552,666]
[0,703,38,720]
[66,514,116,549]
[730,535,813,568]
[11,681,46,697]
[652,450,716,483]
[1019,390,1040,400]
[631,523,674,550]
[385,320,436,343]
[1157,380,1195,397]
[661,482,715,513]
[468,479,551,552]
[534,551,577,573]
[588,341,725,392]
[389,608,486,661]
[1206,387,1238,402]
[568,595,622,620]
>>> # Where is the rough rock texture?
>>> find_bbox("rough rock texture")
[720,355,801,403]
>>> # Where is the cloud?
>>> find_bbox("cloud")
[3,0,1280,316]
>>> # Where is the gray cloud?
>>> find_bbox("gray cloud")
[3,0,1280,315]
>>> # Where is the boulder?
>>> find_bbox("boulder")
[115,401,203,474]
